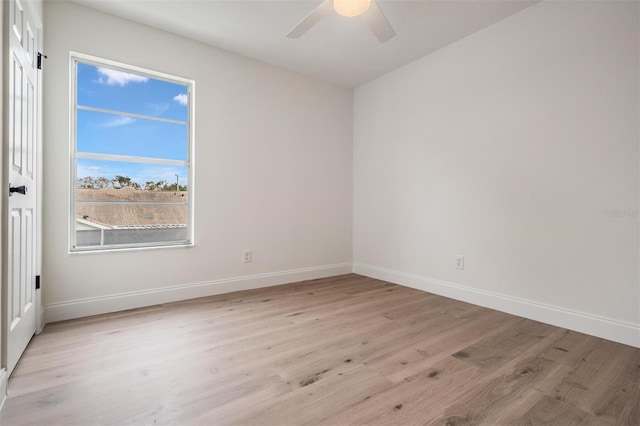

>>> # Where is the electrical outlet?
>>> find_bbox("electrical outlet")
[242,250,252,263]
[455,255,464,270]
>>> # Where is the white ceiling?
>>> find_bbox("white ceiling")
[71,0,538,88]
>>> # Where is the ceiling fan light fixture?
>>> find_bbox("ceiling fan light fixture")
[287,0,395,43]
[334,0,371,17]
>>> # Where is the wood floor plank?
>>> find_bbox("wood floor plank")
[433,356,572,425]
[1,274,637,426]
[552,339,640,425]
[451,318,561,370]
[364,308,519,383]
[320,355,480,426]
[515,395,614,426]
[537,329,599,367]
[227,365,391,426]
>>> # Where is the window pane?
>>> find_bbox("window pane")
[77,62,188,122]
[72,56,192,251]
[77,109,188,161]
[76,159,188,192]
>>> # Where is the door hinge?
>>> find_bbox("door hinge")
[37,52,47,70]
[35,275,40,290]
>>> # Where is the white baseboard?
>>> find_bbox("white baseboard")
[44,263,352,323]
[353,263,640,348]
[0,368,7,411]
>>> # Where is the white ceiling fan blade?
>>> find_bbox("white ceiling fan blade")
[287,0,334,39]
[362,0,396,43]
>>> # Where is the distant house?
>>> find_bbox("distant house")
[75,188,189,247]
[76,216,111,231]
[76,187,188,229]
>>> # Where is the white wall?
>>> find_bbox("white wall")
[353,1,639,345]
[42,1,353,321]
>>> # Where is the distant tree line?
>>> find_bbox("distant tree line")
[77,175,187,191]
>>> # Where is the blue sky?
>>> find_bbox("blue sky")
[76,62,189,186]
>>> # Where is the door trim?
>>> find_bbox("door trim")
[33,0,43,334]
[0,0,7,394]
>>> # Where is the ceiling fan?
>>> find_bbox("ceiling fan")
[287,0,396,43]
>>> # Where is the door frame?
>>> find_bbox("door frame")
[0,0,44,406]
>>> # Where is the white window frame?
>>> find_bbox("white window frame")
[69,52,195,252]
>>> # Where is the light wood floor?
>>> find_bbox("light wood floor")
[1,274,638,425]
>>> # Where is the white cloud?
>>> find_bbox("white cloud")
[77,164,108,179]
[101,116,136,128]
[96,67,148,87]
[147,102,169,116]
[173,93,188,106]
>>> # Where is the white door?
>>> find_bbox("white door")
[6,0,39,376]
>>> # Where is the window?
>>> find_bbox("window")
[71,53,194,251]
